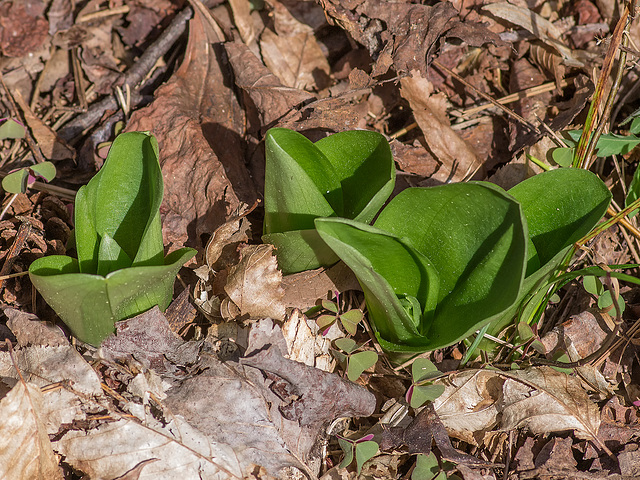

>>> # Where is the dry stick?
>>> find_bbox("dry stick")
[0,74,47,165]
[57,5,195,141]
[574,4,630,168]
[431,59,543,137]
[0,220,32,293]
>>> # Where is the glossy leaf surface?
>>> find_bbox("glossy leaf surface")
[29,132,196,346]
[317,182,527,354]
[263,128,395,274]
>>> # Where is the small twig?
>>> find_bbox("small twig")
[0,219,32,292]
[431,59,542,137]
[58,4,196,141]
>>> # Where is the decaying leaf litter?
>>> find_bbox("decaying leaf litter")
[1,0,640,478]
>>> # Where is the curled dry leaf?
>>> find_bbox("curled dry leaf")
[482,2,583,67]
[127,6,257,248]
[259,0,331,91]
[0,382,63,480]
[400,70,483,182]
[55,417,243,480]
[224,41,314,127]
[433,367,602,447]
[223,244,286,321]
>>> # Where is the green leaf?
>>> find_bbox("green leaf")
[593,133,640,157]
[0,119,25,139]
[315,130,395,222]
[412,453,440,480]
[508,168,611,274]
[631,116,640,135]
[517,322,535,342]
[373,183,527,351]
[354,440,378,474]
[582,275,603,296]
[316,314,336,331]
[412,358,439,383]
[262,128,395,274]
[597,290,625,314]
[29,248,196,346]
[347,350,378,382]
[551,147,574,167]
[2,169,29,194]
[338,438,354,469]
[321,299,339,313]
[28,132,197,346]
[334,337,357,354]
[339,309,363,335]
[626,164,640,217]
[30,162,56,182]
[75,132,165,273]
[409,383,445,408]
[316,218,438,349]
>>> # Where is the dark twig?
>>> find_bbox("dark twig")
[58,6,195,141]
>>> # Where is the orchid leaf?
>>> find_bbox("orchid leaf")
[29,132,196,346]
[317,182,527,355]
[263,128,395,274]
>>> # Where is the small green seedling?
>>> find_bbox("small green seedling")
[315,292,364,335]
[583,275,626,314]
[0,118,26,140]
[412,453,461,480]
[29,132,196,346]
[2,162,56,194]
[333,338,378,382]
[552,127,640,167]
[515,322,546,355]
[337,434,378,474]
[263,127,395,274]
[406,358,445,409]
[316,168,611,358]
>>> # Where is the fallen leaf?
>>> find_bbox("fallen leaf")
[13,89,75,161]
[482,2,583,67]
[400,70,483,181]
[380,403,490,467]
[224,41,314,127]
[0,381,63,479]
[281,308,335,372]
[228,0,256,47]
[127,6,257,248]
[318,0,500,76]
[0,1,49,57]
[433,367,603,447]
[281,261,360,311]
[99,307,200,372]
[259,0,331,91]
[3,306,68,347]
[223,244,286,321]
[55,416,244,479]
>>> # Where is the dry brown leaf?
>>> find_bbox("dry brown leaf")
[281,261,360,311]
[127,6,257,248]
[0,381,63,479]
[13,89,75,161]
[482,2,582,67]
[434,367,602,446]
[400,71,483,182]
[259,0,330,91]
[224,41,313,127]
[3,306,68,347]
[223,244,285,321]
[228,0,256,46]
[55,417,243,480]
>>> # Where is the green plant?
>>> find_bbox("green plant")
[262,127,395,274]
[406,358,445,408]
[333,338,378,382]
[0,118,26,140]
[29,132,196,346]
[337,434,378,474]
[315,168,611,357]
[2,162,56,194]
[315,292,364,335]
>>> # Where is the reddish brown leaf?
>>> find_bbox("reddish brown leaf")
[127,7,257,248]
[0,1,49,57]
[224,41,313,127]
